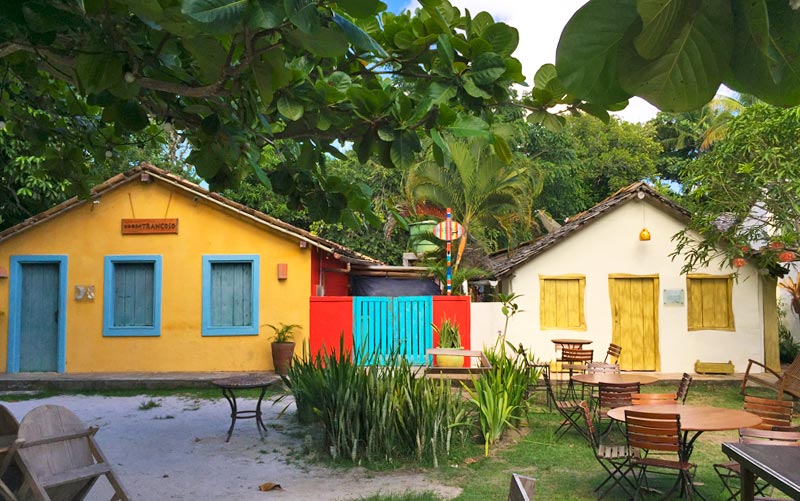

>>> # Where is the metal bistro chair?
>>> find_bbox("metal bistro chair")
[596,381,640,439]
[676,373,693,404]
[625,409,698,500]
[714,427,800,501]
[560,348,593,400]
[578,401,638,499]
[542,370,587,441]
[584,361,621,405]
[604,343,622,364]
[714,395,796,500]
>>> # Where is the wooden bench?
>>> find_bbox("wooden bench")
[741,354,800,400]
[424,349,492,381]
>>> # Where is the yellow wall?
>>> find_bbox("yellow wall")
[0,178,312,372]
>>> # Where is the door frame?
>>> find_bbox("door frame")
[7,255,68,373]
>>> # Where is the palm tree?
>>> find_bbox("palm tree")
[406,136,539,272]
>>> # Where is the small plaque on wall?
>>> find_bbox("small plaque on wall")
[121,218,179,234]
[663,289,685,305]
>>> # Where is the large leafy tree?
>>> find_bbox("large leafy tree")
[552,0,800,113]
[672,104,800,272]
[0,0,523,224]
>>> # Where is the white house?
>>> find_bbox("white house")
[480,182,778,373]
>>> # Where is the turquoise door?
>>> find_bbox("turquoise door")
[352,296,433,364]
[8,256,67,373]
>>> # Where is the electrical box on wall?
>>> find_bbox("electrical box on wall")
[277,263,288,280]
[75,285,95,301]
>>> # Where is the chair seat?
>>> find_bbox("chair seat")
[714,460,739,474]
[633,456,694,471]
[555,398,581,410]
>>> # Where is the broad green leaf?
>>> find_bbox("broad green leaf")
[335,0,386,19]
[469,52,505,85]
[470,11,494,37]
[182,0,247,29]
[429,82,457,104]
[278,97,304,120]
[285,27,349,57]
[129,0,164,28]
[556,0,638,104]
[634,0,698,59]
[284,0,319,33]
[390,131,420,169]
[393,30,416,49]
[462,76,491,98]
[447,115,490,138]
[619,0,733,111]
[430,128,450,157]
[504,58,526,84]
[182,36,227,84]
[377,127,396,141]
[327,71,352,93]
[252,47,290,106]
[356,130,375,163]
[481,22,519,57]
[492,134,512,164]
[419,0,449,33]
[437,34,455,72]
[332,12,389,57]
[578,102,611,123]
[533,64,558,89]
[728,0,800,106]
[116,101,149,132]
[75,53,124,94]
[248,0,285,29]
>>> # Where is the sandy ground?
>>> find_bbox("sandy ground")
[3,394,463,501]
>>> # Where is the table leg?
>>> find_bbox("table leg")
[255,385,268,437]
[221,387,238,443]
[679,430,707,500]
[740,467,756,501]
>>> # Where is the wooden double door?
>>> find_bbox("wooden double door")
[608,275,660,371]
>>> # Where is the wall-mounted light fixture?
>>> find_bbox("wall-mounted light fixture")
[277,263,288,280]
[637,189,650,241]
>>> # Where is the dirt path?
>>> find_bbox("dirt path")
[4,395,462,500]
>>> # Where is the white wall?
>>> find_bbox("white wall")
[470,302,506,351]
[778,263,800,342]
[494,199,765,373]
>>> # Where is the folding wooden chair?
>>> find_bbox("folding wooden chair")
[578,401,637,499]
[625,409,697,500]
[561,348,593,400]
[743,394,794,430]
[604,343,622,364]
[13,405,129,501]
[631,393,677,405]
[676,373,692,404]
[714,427,800,501]
[596,382,640,438]
[0,405,21,501]
[508,473,536,500]
[542,370,587,441]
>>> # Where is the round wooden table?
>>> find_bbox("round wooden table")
[551,338,593,350]
[573,373,659,386]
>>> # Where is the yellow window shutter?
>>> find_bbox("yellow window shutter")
[539,275,586,330]
[687,274,735,331]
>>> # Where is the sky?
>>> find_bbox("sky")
[385,0,660,123]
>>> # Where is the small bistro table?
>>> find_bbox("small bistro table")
[722,442,800,501]
[572,373,659,386]
[212,374,278,442]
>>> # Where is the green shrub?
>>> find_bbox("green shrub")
[432,318,461,348]
[779,322,799,363]
[284,336,470,465]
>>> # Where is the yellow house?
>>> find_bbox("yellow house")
[0,164,376,373]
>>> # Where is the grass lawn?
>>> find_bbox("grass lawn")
[430,381,794,500]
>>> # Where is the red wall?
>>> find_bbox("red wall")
[308,295,471,360]
[310,248,350,296]
[309,296,354,358]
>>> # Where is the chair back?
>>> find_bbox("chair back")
[598,382,640,412]
[625,409,683,456]
[541,369,558,402]
[631,393,677,405]
[676,373,692,403]
[508,473,536,501]
[562,348,593,367]
[739,427,800,445]
[604,343,622,364]
[0,405,18,437]
[586,362,620,374]
[578,401,598,449]
[743,395,793,429]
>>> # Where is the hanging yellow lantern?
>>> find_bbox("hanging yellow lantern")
[639,227,651,241]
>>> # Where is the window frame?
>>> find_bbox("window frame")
[686,273,735,331]
[103,255,162,337]
[539,274,587,331]
[202,255,260,336]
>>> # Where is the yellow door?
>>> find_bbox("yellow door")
[608,275,660,371]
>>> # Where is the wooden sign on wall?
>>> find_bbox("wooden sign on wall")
[121,218,179,235]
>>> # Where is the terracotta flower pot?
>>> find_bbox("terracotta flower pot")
[271,342,295,376]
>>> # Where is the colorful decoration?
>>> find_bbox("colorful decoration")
[779,250,796,263]
[433,208,464,296]
[733,257,746,268]
[639,227,651,241]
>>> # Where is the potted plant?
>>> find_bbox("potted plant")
[266,323,300,376]
[432,318,464,367]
